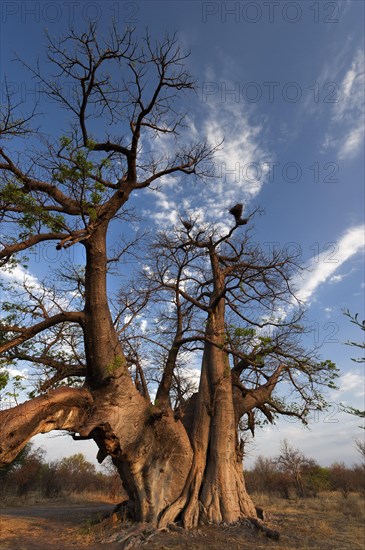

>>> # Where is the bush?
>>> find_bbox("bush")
[0,444,124,502]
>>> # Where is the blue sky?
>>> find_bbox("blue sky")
[0,0,364,467]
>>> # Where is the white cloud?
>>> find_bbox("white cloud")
[0,264,39,287]
[340,372,364,395]
[333,49,365,122]
[8,367,29,378]
[322,47,365,160]
[330,274,344,283]
[0,263,76,316]
[331,371,365,400]
[144,80,272,228]
[295,225,364,304]
[197,101,272,219]
[140,319,148,333]
[179,366,201,391]
[338,124,364,160]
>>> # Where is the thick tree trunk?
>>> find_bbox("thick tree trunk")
[0,227,256,531]
[82,221,256,527]
[0,374,255,528]
[199,341,255,522]
[83,223,127,387]
[191,253,256,524]
[157,311,256,528]
[79,378,194,523]
[77,222,195,523]
[197,311,255,524]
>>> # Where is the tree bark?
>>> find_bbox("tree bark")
[197,312,256,524]
[76,379,193,524]
[0,387,93,466]
[83,223,127,387]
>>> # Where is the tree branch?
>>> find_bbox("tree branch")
[0,387,93,466]
[0,311,85,354]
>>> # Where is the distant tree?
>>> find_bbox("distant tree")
[276,440,311,497]
[303,463,330,496]
[245,455,285,496]
[10,446,46,498]
[329,462,354,498]
[101,456,126,500]
[339,310,365,466]
[1,448,123,500]
[0,441,33,479]
[355,439,365,463]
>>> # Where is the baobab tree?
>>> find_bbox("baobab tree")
[132,213,337,525]
[0,24,338,534]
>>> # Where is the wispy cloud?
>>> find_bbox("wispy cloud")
[199,101,272,216]
[330,274,344,283]
[0,264,39,287]
[331,371,365,400]
[0,263,75,314]
[145,76,272,227]
[338,125,364,160]
[322,47,365,160]
[295,225,364,304]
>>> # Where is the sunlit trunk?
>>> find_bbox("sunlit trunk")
[83,223,126,387]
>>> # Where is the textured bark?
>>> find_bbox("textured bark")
[199,344,256,523]
[197,311,256,524]
[192,248,256,524]
[83,223,127,387]
[157,338,255,528]
[158,279,256,527]
[79,379,193,524]
[0,387,93,466]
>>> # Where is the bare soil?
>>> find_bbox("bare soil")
[0,493,364,549]
[0,502,119,550]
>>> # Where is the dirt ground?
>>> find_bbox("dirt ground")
[0,493,364,549]
[0,503,119,550]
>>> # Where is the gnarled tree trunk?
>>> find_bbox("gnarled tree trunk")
[0,223,256,529]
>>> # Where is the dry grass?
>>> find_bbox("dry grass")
[0,490,118,508]
[0,492,364,549]
[249,492,365,550]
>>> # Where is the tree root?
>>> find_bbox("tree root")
[117,524,156,549]
[106,523,157,548]
[248,516,280,540]
[104,519,281,548]
[104,505,280,547]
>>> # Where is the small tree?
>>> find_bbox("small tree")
[355,439,365,463]
[246,456,284,496]
[329,462,354,498]
[276,440,309,498]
